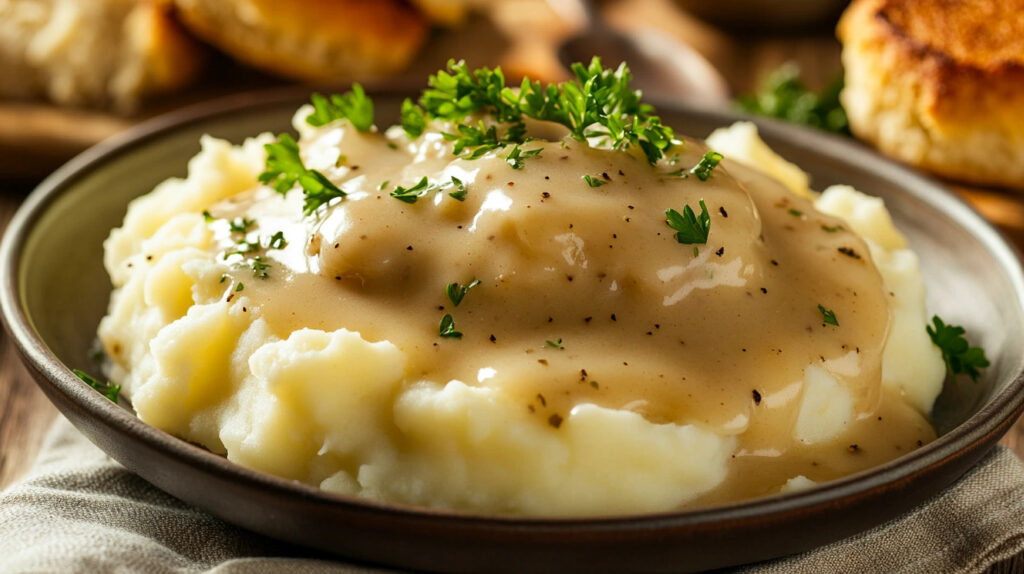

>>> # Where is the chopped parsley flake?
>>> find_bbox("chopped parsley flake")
[306,85,374,132]
[927,315,990,382]
[788,208,803,217]
[448,176,468,201]
[504,144,542,169]
[583,175,606,187]
[73,369,120,403]
[391,176,431,204]
[439,313,463,339]
[445,279,481,306]
[267,231,287,250]
[690,151,723,181]
[545,338,565,350]
[250,256,271,279]
[822,224,842,232]
[818,304,838,326]
[202,210,214,222]
[666,199,711,245]
[235,282,244,292]
[229,217,255,235]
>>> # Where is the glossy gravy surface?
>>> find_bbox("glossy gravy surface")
[210,124,934,505]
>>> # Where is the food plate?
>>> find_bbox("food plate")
[3,87,1024,572]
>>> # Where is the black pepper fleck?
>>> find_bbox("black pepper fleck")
[752,389,762,405]
[548,414,563,429]
[719,206,728,218]
[838,246,861,259]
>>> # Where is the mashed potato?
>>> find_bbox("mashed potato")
[97,98,944,516]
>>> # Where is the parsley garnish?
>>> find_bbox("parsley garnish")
[449,176,468,201]
[735,63,850,136]
[927,316,989,382]
[306,85,374,132]
[202,210,214,222]
[259,134,346,215]
[505,144,542,169]
[666,200,711,245]
[788,208,803,217]
[446,279,481,306]
[400,98,427,139]
[391,177,431,204]
[267,231,287,250]
[439,314,463,339]
[73,369,120,403]
[545,338,564,350]
[583,175,606,187]
[690,151,723,181]
[403,58,676,164]
[822,224,842,232]
[818,304,839,326]
[235,282,244,292]
[229,217,255,235]
[250,256,271,279]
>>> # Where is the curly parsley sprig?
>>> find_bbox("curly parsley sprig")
[927,316,989,382]
[401,57,676,164]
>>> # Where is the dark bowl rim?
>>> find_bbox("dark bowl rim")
[3,84,1024,532]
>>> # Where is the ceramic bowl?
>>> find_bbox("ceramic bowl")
[3,87,1023,572]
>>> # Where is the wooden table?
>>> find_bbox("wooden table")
[1,0,1023,569]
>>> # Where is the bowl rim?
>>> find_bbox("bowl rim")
[3,84,1024,533]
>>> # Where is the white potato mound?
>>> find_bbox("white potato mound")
[98,121,943,516]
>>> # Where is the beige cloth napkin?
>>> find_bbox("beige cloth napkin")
[2,416,1024,573]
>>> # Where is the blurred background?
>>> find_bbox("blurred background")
[0,0,850,182]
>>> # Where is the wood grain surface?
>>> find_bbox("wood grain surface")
[1,0,1023,570]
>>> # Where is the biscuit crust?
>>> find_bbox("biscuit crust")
[174,0,428,82]
[838,0,1024,189]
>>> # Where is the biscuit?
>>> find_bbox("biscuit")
[838,0,1024,189]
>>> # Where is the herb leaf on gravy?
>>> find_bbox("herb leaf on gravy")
[583,175,606,188]
[260,134,346,214]
[446,279,481,307]
[250,256,271,279]
[449,176,468,201]
[505,144,542,169]
[666,200,711,245]
[690,151,723,181]
[306,85,374,132]
[439,313,463,339]
[818,304,839,326]
[267,231,287,250]
[391,177,431,204]
[74,369,121,403]
[927,315,989,382]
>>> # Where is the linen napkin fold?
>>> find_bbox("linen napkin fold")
[2,416,1024,573]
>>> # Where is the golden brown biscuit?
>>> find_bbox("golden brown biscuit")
[838,0,1024,189]
[0,0,204,112]
[174,0,428,82]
